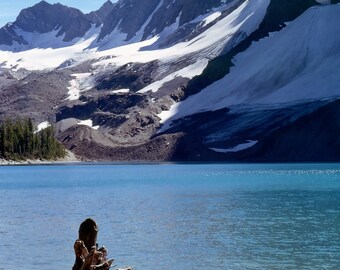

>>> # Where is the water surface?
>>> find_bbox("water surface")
[0,164,339,270]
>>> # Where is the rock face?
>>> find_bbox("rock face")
[98,0,233,41]
[234,100,340,162]
[98,0,160,41]
[0,70,71,123]
[0,25,25,46]
[141,0,229,40]
[85,0,115,27]
[15,1,91,41]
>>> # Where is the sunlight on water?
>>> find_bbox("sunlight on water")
[0,164,339,270]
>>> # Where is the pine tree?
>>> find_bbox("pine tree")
[0,118,66,160]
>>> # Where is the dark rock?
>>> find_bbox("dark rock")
[98,0,160,41]
[86,0,115,26]
[98,0,232,42]
[235,99,340,162]
[142,0,229,40]
[95,61,158,92]
[57,93,146,121]
[0,24,27,46]
[57,101,98,122]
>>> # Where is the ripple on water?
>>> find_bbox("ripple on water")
[0,164,339,270]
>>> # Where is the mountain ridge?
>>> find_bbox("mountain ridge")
[0,0,339,162]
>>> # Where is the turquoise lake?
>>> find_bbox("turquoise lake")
[0,164,339,270]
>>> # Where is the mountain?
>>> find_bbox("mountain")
[0,1,94,49]
[0,0,339,162]
[97,0,234,44]
[160,1,340,124]
[86,0,115,27]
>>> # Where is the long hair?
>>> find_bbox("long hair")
[78,218,98,250]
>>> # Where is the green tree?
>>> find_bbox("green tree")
[0,118,66,160]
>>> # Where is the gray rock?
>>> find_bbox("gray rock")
[98,0,232,42]
[15,1,92,41]
[86,0,115,27]
[98,0,160,41]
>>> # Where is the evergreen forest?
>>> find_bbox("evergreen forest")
[0,118,66,160]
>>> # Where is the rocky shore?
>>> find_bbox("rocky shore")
[0,150,79,166]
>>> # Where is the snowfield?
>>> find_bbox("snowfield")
[93,0,270,68]
[0,0,269,72]
[0,38,97,71]
[159,4,340,130]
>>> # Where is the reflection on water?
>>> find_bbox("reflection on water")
[0,164,339,270]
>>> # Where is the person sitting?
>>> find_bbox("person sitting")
[72,218,113,270]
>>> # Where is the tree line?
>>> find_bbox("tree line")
[0,118,66,160]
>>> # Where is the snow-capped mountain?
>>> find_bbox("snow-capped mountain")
[0,0,240,52]
[0,1,94,50]
[0,0,339,161]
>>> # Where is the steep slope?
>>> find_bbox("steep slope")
[97,0,234,45]
[86,0,114,27]
[183,0,320,97]
[159,3,340,130]
[185,0,340,98]
[235,99,340,162]
[98,0,160,42]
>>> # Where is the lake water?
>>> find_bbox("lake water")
[0,164,339,270]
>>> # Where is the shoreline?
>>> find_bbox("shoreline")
[0,150,80,166]
[1,158,339,167]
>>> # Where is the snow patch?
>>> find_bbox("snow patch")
[36,121,51,133]
[138,59,209,93]
[78,119,99,130]
[201,11,222,27]
[210,140,258,153]
[316,0,331,4]
[111,89,130,94]
[66,73,93,101]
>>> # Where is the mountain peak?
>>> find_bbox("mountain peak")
[86,0,115,26]
[29,0,56,10]
[0,0,93,47]
[96,0,115,15]
[104,0,113,6]
[35,0,50,6]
